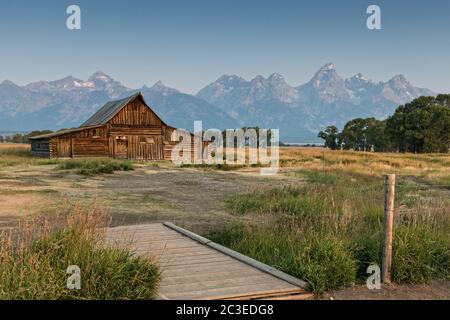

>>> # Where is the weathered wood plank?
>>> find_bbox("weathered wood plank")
[106,223,308,300]
[160,276,288,295]
[160,269,270,285]
[205,288,305,300]
[160,274,281,291]
[163,282,300,300]
[159,256,234,268]
[161,263,255,276]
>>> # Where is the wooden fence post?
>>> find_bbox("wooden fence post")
[382,174,396,284]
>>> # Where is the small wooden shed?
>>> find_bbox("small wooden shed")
[30,92,190,160]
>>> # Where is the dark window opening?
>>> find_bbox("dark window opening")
[93,129,102,138]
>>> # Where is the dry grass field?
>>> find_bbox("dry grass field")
[0,143,448,298]
[279,147,450,185]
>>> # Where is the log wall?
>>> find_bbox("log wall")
[30,139,51,158]
[72,138,109,157]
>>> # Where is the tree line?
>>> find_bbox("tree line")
[0,130,54,144]
[318,95,450,153]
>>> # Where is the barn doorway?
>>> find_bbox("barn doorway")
[57,138,72,158]
[115,136,128,159]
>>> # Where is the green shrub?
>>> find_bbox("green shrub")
[0,159,18,168]
[227,186,330,218]
[36,159,60,166]
[58,159,134,176]
[296,235,357,293]
[392,226,450,283]
[208,223,247,248]
[299,169,340,185]
[349,231,382,279]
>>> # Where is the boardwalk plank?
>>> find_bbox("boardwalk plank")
[106,223,308,300]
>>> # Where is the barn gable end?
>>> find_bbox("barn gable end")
[108,95,165,127]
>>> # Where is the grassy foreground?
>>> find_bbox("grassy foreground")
[209,169,450,295]
[0,205,160,299]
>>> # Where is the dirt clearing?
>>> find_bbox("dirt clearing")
[0,163,296,233]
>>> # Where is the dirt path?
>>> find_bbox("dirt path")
[325,281,450,300]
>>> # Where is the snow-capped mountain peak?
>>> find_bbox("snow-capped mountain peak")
[345,73,376,93]
[147,80,179,96]
[388,74,410,88]
[84,71,130,97]
[319,62,336,71]
[216,74,246,85]
[88,71,112,82]
[298,63,350,102]
[268,73,285,81]
[353,73,368,81]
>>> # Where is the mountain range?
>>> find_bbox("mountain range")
[0,64,435,142]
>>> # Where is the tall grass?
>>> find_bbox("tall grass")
[0,204,160,299]
[279,147,450,185]
[210,170,450,295]
[0,144,60,167]
[0,144,31,167]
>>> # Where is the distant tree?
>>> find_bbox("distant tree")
[332,118,390,152]
[318,125,340,150]
[11,134,24,144]
[366,119,390,152]
[0,130,54,144]
[435,94,450,108]
[221,127,274,147]
[26,130,53,137]
[339,118,369,151]
[24,130,54,143]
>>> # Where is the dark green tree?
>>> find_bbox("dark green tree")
[386,95,450,153]
[332,118,390,152]
[318,125,340,150]
[339,118,369,151]
[11,133,24,144]
[366,119,390,152]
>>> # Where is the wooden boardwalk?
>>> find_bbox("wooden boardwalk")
[106,223,312,300]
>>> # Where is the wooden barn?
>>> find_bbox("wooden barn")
[30,92,195,160]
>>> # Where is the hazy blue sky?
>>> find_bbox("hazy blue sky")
[0,0,449,93]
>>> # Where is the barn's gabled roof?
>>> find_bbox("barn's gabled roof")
[80,92,141,127]
[29,125,104,140]
[81,91,168,127]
